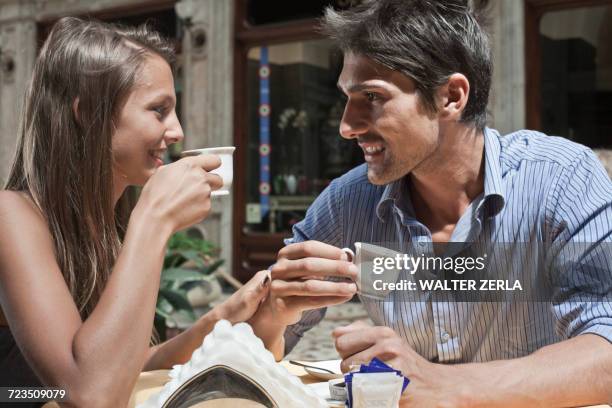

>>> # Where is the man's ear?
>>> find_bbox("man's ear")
[437,73,470,121]
[72,97,80,124]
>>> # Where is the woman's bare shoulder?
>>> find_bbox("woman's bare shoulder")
[0,190,51,248]
[0,190,45,221]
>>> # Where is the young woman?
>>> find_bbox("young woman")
[0,17,270,407]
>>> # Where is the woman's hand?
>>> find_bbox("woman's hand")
[143,271,271,371]
[213,270,271,324]
[135,154,224,234]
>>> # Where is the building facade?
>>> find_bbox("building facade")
[0,0,610,278]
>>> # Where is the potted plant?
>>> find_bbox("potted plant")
[154,231,224,341]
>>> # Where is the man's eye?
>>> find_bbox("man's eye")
[365,92,378,102]
[153,106,167,116]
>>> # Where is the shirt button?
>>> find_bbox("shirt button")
[440,331,450,343]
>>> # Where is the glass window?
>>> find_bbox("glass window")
[244,40,362,234]
[539,6,612,148]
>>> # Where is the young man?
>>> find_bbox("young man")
[249,0,612,406]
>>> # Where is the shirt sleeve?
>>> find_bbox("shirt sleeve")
[548,148,612,343]
[282,178,345,354]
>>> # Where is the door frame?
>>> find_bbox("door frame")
[232,0,325,280]
[524,0,612,129]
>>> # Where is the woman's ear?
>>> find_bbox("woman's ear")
[72,97,80,124]
[437,73,470,122]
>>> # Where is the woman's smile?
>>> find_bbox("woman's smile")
[148,148,166,167]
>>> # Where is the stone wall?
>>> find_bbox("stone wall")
[176,0,234,271]
[489,0,526,135]
[0,1,36,185]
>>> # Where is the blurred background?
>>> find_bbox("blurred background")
[1,0,611,283]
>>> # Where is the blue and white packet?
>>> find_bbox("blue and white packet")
[344,358,409,407]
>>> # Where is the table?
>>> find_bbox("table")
[125,362,610,408]
[41,363,611,407]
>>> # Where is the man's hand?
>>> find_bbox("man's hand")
[267,241,358,325]
[333,321,473,408]
[249,241,358,359]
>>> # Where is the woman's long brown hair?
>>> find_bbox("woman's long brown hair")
[4,17,175,318]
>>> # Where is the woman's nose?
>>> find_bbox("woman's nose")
[165,111,184,144]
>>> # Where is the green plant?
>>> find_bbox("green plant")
[154,231,224,341]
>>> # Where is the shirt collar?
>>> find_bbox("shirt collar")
[376,176,412,222]
[375,127,506,223]
[479,127,506,218]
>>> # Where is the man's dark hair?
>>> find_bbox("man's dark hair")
[322,0,492,129]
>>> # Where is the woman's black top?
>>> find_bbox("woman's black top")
[0,325,43,407]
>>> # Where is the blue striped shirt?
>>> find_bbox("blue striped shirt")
[283,128,612,362]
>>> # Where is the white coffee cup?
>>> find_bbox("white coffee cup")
[342,242,403,300]
[181,146,235,196]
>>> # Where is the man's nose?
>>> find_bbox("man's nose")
[339,102,369,140]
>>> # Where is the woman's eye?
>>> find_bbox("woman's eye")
[365,92,378,102]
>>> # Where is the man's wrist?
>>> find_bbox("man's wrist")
[439,360,512,408]
[447,365,482,408]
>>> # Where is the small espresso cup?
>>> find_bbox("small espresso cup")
[342,242,402,300]
[180,146,235,196]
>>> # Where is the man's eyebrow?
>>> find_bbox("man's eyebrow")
[337,82,385,94]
